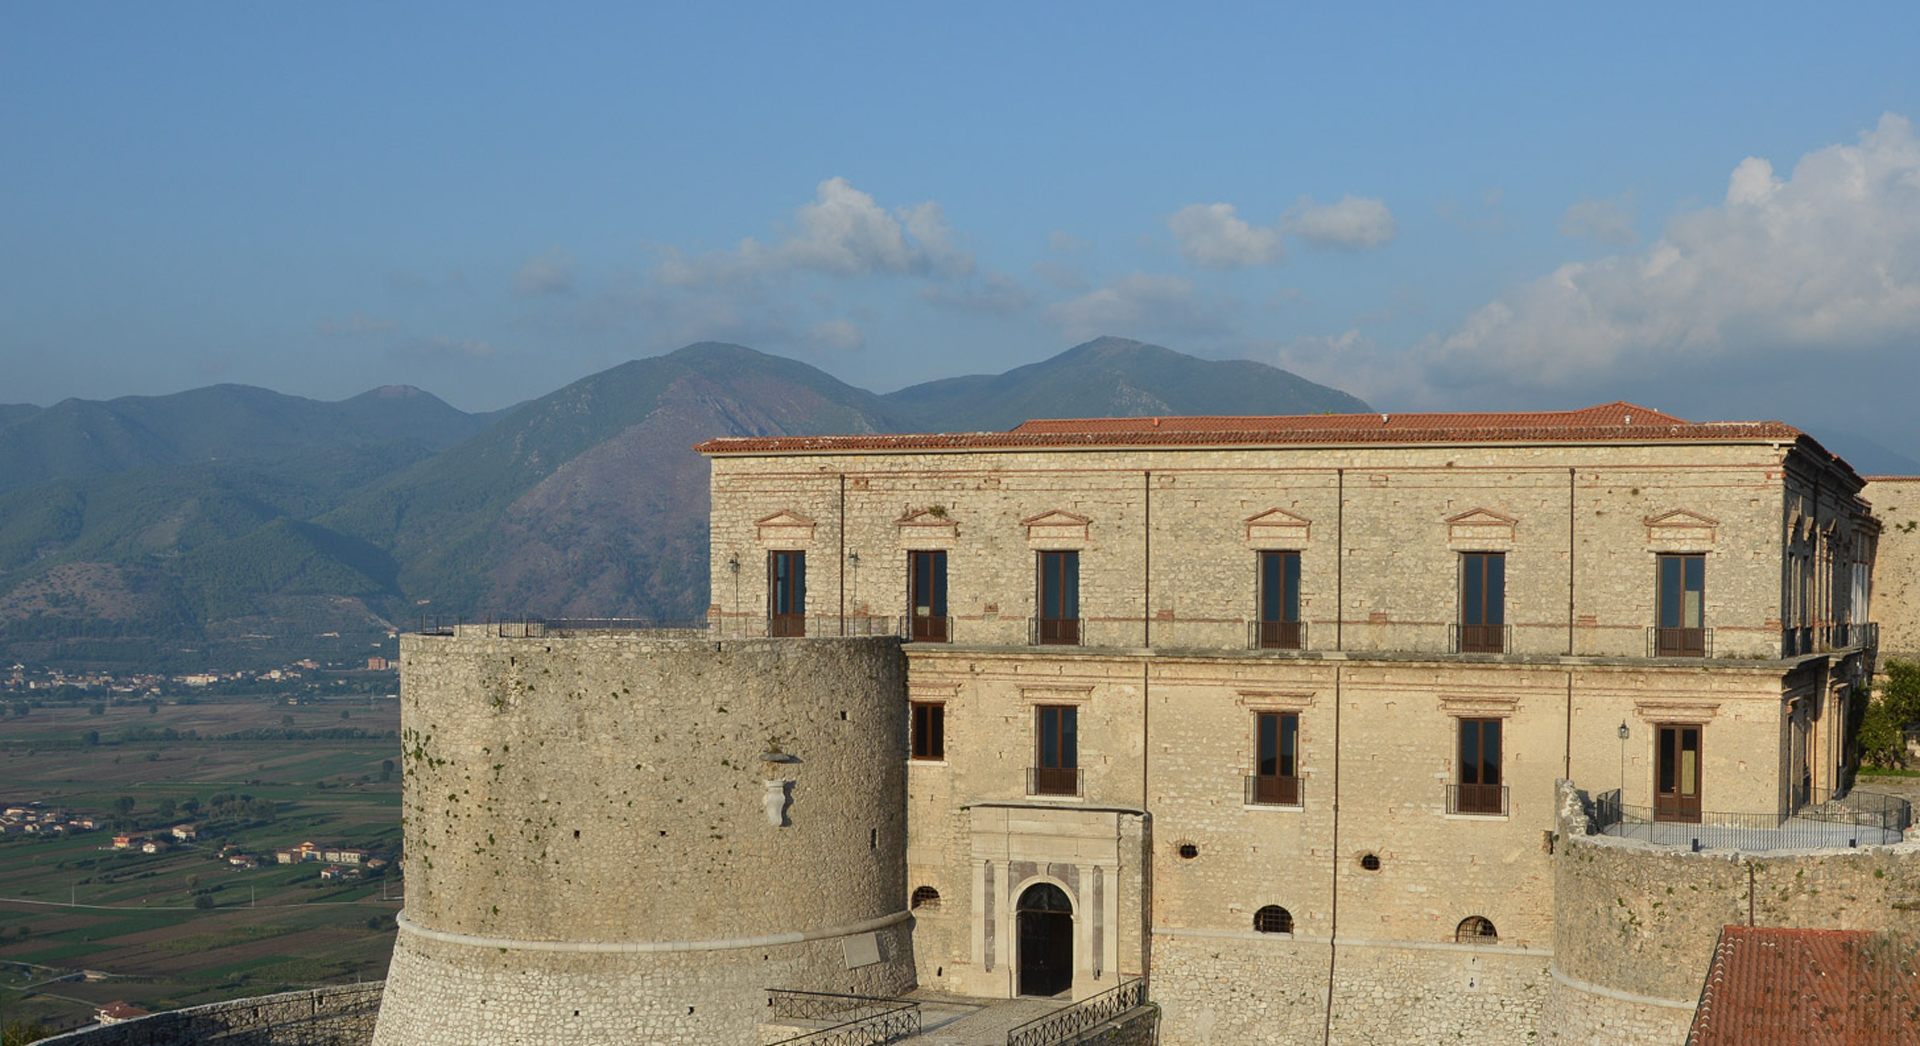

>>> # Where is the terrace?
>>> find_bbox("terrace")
[1591,787,1911,851]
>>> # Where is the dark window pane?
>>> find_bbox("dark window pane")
[1659,556,1682,628]
[1463,557,1485,625]
[1483,719,1501,786]
[1061,706,1077,767]
[1061,553,1078,619]
[1280,714,1298,777]
[1460,722,1481,784]
[1284,553,1301,622]
[1257,713,1278,776]
[1485,555,1504,625]
[1261,554,1283,622]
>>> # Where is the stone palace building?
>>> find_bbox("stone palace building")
[365,401,1913,1046]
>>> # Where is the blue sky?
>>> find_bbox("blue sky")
[6,4,1920,461]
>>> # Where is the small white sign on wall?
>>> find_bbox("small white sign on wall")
[842,932,882,969]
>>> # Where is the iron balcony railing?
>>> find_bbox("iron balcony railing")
[765,990,921,1046]
[414,614,709,637]
[1031,616,1082,646]
[1028,766,1083,797]
[1446,783,1508,816]
[1006,977,1150,1046]
[1449,623,1510,654]
[1245,774,1304,807]
[903,614,953,643]
[1590,787,1911,851]
[1648,626,1711,658]
[751,615,903,639]
[1248,620,1306,650]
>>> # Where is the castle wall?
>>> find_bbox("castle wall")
[373,630,915,1046]
[32,984,382,1046]
[1540,783,1920,1046]
[1861,476,1919,660]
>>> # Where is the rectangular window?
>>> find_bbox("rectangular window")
[910,702,944,760]
[1036,551,1079,645]
[1257,551,1302,649]
[769,551,806,637]
[909,551,948,642]
[1250,711,1301,805]
[1032,705,1079,795]
[1453,718,1504,814]
[1459,552,1505,653]
[1656,554,1706,656]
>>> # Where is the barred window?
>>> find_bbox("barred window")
[1253,905,1294,934]
[911,886,941,911]
[1456,916,1497,943]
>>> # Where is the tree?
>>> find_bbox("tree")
[1860,658,1920,768]
[82,729,100,746]
[147,701,158,714]
[380,758,395,782]
[88,702,105,716]
[194,893,215,909]
[115,795,136,816]
[3,1019,50,1046]
[181,797,201,816]
[156,798,176,820]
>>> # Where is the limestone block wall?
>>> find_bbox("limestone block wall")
[1151,931,1549,1046]
[1862,476,1920,660]
[1541,781,1920,1046]
[707,440,1821,661]
[373,630,915,1046]
[32,983,383,1046]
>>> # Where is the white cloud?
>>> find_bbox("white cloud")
[393,335,498,361]
[656,177,975,286]
[1427,113,1920,393]
[807,319,865,352]
[513,247,577,296]
[1044,272,1231,342]
[1559,193,1638,245]
[1169,203,1285,269]
[315,313,399,337]
[1287,195,1397,248]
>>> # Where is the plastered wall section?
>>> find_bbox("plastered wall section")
[706,441,1824,661]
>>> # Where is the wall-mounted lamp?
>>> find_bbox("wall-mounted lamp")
[847,551,860,567]
[1617,722,1630,741]
[727,554,740,574]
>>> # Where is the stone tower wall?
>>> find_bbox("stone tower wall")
[372,629,915,1046]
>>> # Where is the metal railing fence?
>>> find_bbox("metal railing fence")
[1590,787,1909,850]
[1244,774,1304,807]
[1006,977,1149,1046]
[1248,620,1307,650]
[765,990,921,1046]
[1446,783,1509,816]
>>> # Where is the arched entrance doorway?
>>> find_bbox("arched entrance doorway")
[1016,882,1073,997]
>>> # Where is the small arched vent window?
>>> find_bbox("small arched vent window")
[1253,905,1294,934]
[1456,916,1497,944]
[911,886,941,911]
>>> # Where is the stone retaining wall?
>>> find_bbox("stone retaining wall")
[31,983,381,1046]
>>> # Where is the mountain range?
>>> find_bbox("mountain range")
[0,337,1369,670]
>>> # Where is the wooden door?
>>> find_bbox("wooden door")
[1655,724,1702,823]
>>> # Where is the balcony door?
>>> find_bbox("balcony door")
[909,551,948,642]
[1655,724,1702,823]
[769,551,806,637]
[1037,551,1079,645]
[1460,553,1505,653]
[1657,555,1706,656]
[1257,551,1302,649]
[1253,711,1300,805]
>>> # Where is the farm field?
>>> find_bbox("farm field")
[0,695,402,1036]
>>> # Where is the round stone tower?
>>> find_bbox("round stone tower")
[371,627,915,1046]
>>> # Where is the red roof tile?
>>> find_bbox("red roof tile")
[1687,926,1920,1046]
[693,402,1860,478]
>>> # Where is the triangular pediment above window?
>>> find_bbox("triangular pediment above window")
[1446,508,1519,527]
[755,510,817,546]
[1023,509,1090,546]
[897,508,959,527]
[1446,507,1516,549]
[1644,509,1720,529]
[1645,509,1718,550]
[1245,507,1312,547]
[1021,509,1091,527]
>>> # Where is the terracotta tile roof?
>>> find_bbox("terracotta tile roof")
[694,402,1857,478]
[1687,926,1920,1046]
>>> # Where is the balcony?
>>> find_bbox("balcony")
[1028,766,1082,797]
[1648,626,1710,658]
[1446,782,1508,816]
[1244,774,1304,807]
[1592,787,1910,850]
[1450,623,1510,655]
[1031,617,1081,646]
[1248,620,1306,651]
[904,614,952,643]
